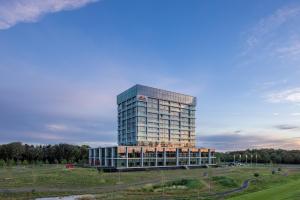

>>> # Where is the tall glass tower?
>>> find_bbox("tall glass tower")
[117,84,196,147]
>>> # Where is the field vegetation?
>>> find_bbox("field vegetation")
[0,164,300,199]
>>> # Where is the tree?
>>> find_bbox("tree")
[218,149,300,165]
[0,142,90,165]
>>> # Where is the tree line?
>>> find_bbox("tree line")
[0,142,89,166]
[217,149,300,164]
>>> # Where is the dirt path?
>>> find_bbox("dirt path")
[215,179,250,197]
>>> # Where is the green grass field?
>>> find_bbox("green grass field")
[229,178,300,200]
[0,165,299,200]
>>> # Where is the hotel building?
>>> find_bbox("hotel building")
[89,85,215,170]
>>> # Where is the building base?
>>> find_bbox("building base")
[89,146,216,170]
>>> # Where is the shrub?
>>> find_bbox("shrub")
[22,160,28,165]
[61,159,67,164]
[0,159,6,167]
[145,179,202,192]
[272,170,276,175]
[7,159,16,166]
[278,168,282,171]
[254,172,259,177]
[212,176,238,187]
[35,160,43,166]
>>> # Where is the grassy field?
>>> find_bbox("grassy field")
[228,178,300,200]
[0,165,299,199]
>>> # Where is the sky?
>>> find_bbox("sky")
[0,0,300,151]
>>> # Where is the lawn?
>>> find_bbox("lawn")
[228,178,300,200]
[0,165,299,199]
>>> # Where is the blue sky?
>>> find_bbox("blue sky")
[0,0,300,151]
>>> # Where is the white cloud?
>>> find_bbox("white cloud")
[266,88,300,104]
[246,5,300,49]
[241,4,300,65]
[291,113,300,116]
[46,124,69,132]
[276,40,300,60]
[0,0,98,30]
[198,133,300,151]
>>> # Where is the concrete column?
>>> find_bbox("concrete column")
[126,147,129,168]
[111,147,115,167]
[155,148,158,166]
[163,148,167,166]
[188,148,191,165]
[99,147,104,166]
[176,148,179,166]
[93,148,96,166]
[141,147,144,167]
[208,149,212,165]
[89,149,92,166]
[99,148,101,167]
[199,150,202,166]
[104,148,107,167]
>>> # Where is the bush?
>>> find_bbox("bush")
[212,176,238,187]
[35,160,43,166]
[0,159,6,167]
[254,173,259,177]
[278,168,282,171]
[143,179,202,192]
[7,159,16,166]
[272,170,276,175]
[22,160,28,165]
[61,159,67,164]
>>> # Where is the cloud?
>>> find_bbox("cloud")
[0,64,130,145]
[46,124,70,132]
[266,88,300,104]
[291,113,300,116]
[0,0,98,30]
[241,4,300,66]
[274,124,299,130]
[197,133,300,152]
[276,40,300,60]
[246,5,300,49]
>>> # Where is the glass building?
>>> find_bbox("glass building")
[89,84,216,170]
[117,84,196,148]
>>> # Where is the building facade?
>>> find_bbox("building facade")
[89,85,215,170]
[89,146,214,169]
[117,84,196,148]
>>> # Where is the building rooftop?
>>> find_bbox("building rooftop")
[117,84,196,105]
